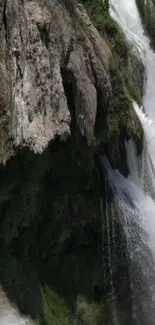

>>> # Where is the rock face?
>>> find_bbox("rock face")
[0,0,111,164]
[0,2,145,325]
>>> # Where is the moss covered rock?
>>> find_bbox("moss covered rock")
[82,0,144,171]
[0,1,145,325]
[136,0,155,49]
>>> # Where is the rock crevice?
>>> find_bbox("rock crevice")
[0,0,111,163]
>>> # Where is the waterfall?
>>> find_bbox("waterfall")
[0,312,33,325]
[0,300,34,325]
[103,154,155,325]
[0,310,34,325]
[103,0,155,324]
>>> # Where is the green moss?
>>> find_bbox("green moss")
[0,2,144,324]
[82,0,143,150]
[136,0,155,49]
[75,295,111,325]
[107,31,143,142]
[80,0,109,29]
[0,244,112,325]
[41,285,72,325]
[81,0,127,54]
[107,55,142,140]
[41,286,106,325]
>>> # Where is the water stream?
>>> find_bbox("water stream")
[104,0,155,324]
[0,309,34,325]
[2,1,155,324]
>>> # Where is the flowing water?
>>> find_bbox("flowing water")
[2,1,155,325]
[0,309,34,325]
[104,0,155,324]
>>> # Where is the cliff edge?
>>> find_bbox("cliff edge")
[0,0,111,163]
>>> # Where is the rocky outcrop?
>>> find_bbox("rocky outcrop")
[0,0,111,164]
[0,2,146,325]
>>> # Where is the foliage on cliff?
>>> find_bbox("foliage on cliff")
[81,0,143,167]
[0,0,144,325]
[135,0,155,49]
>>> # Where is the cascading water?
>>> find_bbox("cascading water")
[102,0,155,324]
[0,310,34,325]
[103,153,155,324]
[0,292,34,325]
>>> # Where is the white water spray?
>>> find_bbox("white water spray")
[103,153,155,324]
[106,0,155,324]
[0,311,34,325]
[133,102,155,172]
[0,294,34,325]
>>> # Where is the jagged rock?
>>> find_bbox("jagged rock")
[0,0,111,163]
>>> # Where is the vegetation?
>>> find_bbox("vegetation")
[136,0,155,49]
[0,1,144,324]
[0,135,106,324]
[81,0,143,164]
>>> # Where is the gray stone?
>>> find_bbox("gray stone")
[0,0,111,163]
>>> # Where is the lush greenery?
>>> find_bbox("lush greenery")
[0,1,144,324]
[136,0,155,49]
[81,0,143,167]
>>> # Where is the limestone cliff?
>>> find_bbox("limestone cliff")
[0,0,111,164]
[0,1,144,325]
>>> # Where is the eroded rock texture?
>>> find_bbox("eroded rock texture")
[0,0,111,163]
